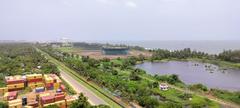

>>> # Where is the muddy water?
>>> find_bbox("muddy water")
[136,61,240,91]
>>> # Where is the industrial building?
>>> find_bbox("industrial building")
[102,46,129,55]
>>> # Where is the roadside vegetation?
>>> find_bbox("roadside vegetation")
[70,93,110,108]
[39,46,220,108]
[59,77,77,95]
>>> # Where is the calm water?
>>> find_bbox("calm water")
[96,40,240,54]
[136,61,240,91]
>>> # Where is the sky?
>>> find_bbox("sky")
[0,0,240,41]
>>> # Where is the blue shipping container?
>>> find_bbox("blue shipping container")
[35,87,45,93]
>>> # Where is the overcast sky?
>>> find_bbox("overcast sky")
[0,0,240,41]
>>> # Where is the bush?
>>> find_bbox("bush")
[189,84,208,92]
[178,93,192,100]
[44,104,59,108]
[154,74,182,84]
[137,96,159,108]
[0,102,7,108]
[93,104,111,108]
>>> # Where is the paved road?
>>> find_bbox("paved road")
[35,48,111,106]
[60,71,107,105]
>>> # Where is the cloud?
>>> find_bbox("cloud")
[96,0,111,4]
[125,1,137,8]
[61,0,73,7]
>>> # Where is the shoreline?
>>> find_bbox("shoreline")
[142,58,240,69]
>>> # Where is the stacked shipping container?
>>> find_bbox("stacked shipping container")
[44,74,62,90]
[26,74,44,89]
[8,99,22,108]
[42,95,78,108]
[5,75,25,91]
[65,95,78,108]
[0,87,8,96]
[3,91,18,101]
[2,74,78,108]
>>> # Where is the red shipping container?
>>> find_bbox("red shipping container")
[7,91,18,100]
[6,79,24,85]
[8,91,18,97]
[28,101,39,107]
[28,78,42,83]
[55,92,64,96]
[55,95,65,101]
[45,83,53,88]
[41,96,55,104]
[8,88,23,92]
[60,85,66,92]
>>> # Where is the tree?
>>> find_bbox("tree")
[129,71,141,81]
[70,93,91,108]
[111,70,118,75]
[93,105,111,108]
[137,96,159,108]
[0,102,7,108]
[76,54,80,59]
[167,74,181,84]
[152,82,159,88]
[44,104,59,108]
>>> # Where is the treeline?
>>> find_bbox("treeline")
[47,42,145,51]
[218,50,240,63]
[73,42,103,50]
[151,48,240,63]
[0,43,59,87]
[150,48,211,60]
[73,42,145,51]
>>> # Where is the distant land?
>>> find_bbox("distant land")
[0,40,239,54]
[93,40,240,54]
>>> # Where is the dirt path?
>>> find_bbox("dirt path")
[60,71,107,105]
[140,75,239,108]
[168,85,240,108]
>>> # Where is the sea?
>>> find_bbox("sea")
[95,40,240,54]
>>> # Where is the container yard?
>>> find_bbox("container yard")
[0,74,78,108]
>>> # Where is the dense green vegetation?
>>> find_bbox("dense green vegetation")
[188,84,240,105]
[189,85,240,105]
[154,74,182,85]
[0,102,7,108]
[218,50,240,63]
[0,43,59,87]
[44,104,59,108]
[40,46,220,108]
[210,89,240,105]
[151,48,210,60]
